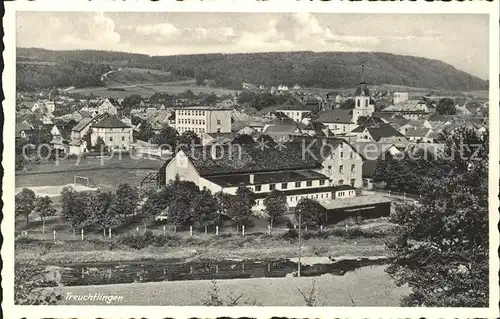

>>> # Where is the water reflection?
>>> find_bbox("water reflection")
[61,258,387,286]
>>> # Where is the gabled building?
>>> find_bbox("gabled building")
[91,115,133,151]
[97,98,121,115]
[380,100,429,120]
[274,107,312,123]
[351,123,408,148]
[314,109,356,135]
[71,118,93,140]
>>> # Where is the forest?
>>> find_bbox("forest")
[17,48,488,92]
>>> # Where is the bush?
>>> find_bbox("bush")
[346,226,364,238]
[315,231,330,239]
[281,229,298,239]
[117,231,184,249]
[302,231,315,240]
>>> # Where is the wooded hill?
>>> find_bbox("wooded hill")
[17,47,488,92]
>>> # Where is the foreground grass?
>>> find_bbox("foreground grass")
[61,266,408,306]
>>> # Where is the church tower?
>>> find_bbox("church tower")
[352,65,375,124]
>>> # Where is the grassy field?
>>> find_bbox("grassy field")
[68,80,240,98]
[16,156,164,190]
[61,265,408,306]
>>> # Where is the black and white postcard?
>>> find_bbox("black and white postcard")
[2,1,499,318]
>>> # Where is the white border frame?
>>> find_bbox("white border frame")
[3,1,499,318]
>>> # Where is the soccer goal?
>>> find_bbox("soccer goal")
[74,176,97,189]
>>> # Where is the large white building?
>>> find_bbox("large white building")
[90,115,133,151]
[175,106,232,135]
[159,137,364,211]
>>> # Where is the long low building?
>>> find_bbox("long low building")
[156,141,392,221]
[319,194,392,224]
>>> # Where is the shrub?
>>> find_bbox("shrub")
[346,226,364,238]
[281,229,298,239]
[315,231,330,239]
[302,231,315,240]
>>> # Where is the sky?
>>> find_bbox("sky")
[16,12,489,79]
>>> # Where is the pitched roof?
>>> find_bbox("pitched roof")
[263,123,301,134]
[72,118,93,132]
[315,109,353,124]
[356,116,385,126]
[181,143,321,176]
[383,100,428,113]
[350,142,395,161]
[93,116,130,129]
[367,123,405,142]
[405,127,431,138]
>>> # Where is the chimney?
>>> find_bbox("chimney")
[249,174,255,184]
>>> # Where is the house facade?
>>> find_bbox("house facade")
[175,107,232,134]
[97,98,120,115]
[90,116,133,150]
[275,109,311,123]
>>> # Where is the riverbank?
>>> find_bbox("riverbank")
[61,265,408,306]
[16,235,389,265]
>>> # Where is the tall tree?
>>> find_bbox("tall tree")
[178,130,201,146]
[294,198,325,227]
[166,177,201,226]
[231,134,255,145]
[436,98,457,115]
[60,186,89,230]
[108,183,139,224]
[32,196,56,225]
[150,124,179,148]
[193,188,221,229]
[386,127,488,306]
[94,136,106,152]
[264,190,288,228]
[141,186,173,219]
[15,188,36,226]
[136,119,155,142]
[227,187,255,228]
[81,190,118,231]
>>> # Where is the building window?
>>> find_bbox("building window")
[295,181,301,188]
[306,181,312,187]
[269,184,275,190]
[217,119,221,125]
[341,152,344,158]
[351,164,355,173]
[351,179,356,187]
[357,100,360,107]
[295,196,298,201]
[321,194,323,198]
[319,180,325,186]
[338,179,344,185]
[121,136,125,141]
[109,137,113,142]
[255,185,262,192]
[217,128,221,133]
[327,165,332,171]
[350,152,353,159]
[339,165,344,173]
[281,183,288,189]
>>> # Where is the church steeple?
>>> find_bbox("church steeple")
[361,64,365,84]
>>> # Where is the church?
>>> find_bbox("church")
[352,65,376,124]
[315,65,375,135]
